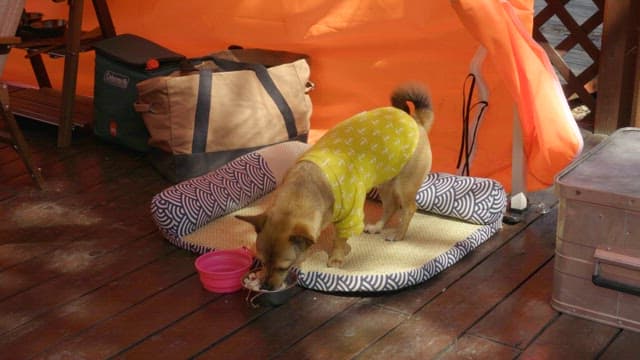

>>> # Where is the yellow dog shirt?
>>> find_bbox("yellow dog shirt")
[299,106,419,238]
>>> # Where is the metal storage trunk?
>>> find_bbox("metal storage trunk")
[553,127,640,332]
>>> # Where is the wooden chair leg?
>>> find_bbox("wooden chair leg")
[27,52,53,88]
[0,83,45,189]
[57,0,84,148]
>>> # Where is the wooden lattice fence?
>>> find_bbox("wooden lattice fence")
[534,0,640,134]
[533,0,603,131]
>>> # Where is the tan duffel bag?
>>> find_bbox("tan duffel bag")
[135,48,313,183]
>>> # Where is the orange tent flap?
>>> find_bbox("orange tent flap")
[451,0,583,188]
[3,0,578,192]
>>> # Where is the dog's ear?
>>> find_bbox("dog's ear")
[235,213,267,233]
[289,224,315,253]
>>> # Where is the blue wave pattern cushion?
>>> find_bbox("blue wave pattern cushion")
[150,141,310,252]
[150,143,508,292]
[368,172,506,225]
[150,152,277,251]
[416,172,506,224]
[151,141,507,253]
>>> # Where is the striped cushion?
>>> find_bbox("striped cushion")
[150,141,308,251]
[151,142,507,251]
[416,172,506,224]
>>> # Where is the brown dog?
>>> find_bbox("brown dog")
[237,84,434,290]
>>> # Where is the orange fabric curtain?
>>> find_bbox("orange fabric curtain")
[451,0,583,189]
[3,0,580,192]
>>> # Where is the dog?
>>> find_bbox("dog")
[237,83,434,290]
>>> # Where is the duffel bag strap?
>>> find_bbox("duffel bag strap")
[192,69,213,153]
[209,57,298,140]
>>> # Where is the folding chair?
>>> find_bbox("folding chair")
[0,1,44,188]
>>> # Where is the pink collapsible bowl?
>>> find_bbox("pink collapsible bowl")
[195,248,254,293]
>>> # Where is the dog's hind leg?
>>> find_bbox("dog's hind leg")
[377,158,427,241]
[384,132,431,241]
[386,196,418,241]
[364,184,399,234]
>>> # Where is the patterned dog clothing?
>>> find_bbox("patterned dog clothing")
[299,106,419,238]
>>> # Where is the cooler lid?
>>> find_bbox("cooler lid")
[93,33,185,67]
[555,127,640,209]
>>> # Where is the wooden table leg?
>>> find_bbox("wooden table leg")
[57,0,84,147]
[92,0,116,38]
[0,83,44,189]
[27,51,53,88]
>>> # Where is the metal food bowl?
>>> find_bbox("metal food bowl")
[242,270,299,307]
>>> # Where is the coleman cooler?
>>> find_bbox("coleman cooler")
[553,127,640,332]
[93,34,185,152]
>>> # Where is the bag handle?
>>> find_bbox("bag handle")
[216,48,309,68]
[190,57,299,153]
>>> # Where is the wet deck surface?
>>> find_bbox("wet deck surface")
[2,2,637,358]
[0,117,637,359]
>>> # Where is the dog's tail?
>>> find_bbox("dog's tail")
[391,83,435,132]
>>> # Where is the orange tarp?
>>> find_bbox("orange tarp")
[452,0,583,190]
[2,0,581,192]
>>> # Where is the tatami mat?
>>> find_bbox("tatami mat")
[183,193,500,292]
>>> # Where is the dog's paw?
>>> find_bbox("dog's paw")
[385,232,405,242]
[327,256,345,268]
[327,244,350,268]
[385,233,407,242]
[364,222,383,234]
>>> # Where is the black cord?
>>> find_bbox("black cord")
[457,74,488,176]
[456,74,474,171]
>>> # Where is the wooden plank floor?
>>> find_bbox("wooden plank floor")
[0,119,638,360]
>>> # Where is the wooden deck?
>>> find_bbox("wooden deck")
[0,120,638,359]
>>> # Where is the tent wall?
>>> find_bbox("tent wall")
[1,0,576,192]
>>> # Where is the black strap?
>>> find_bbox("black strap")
[193,69,212,153]
[210,57,298,139]
[456,74,488,176]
